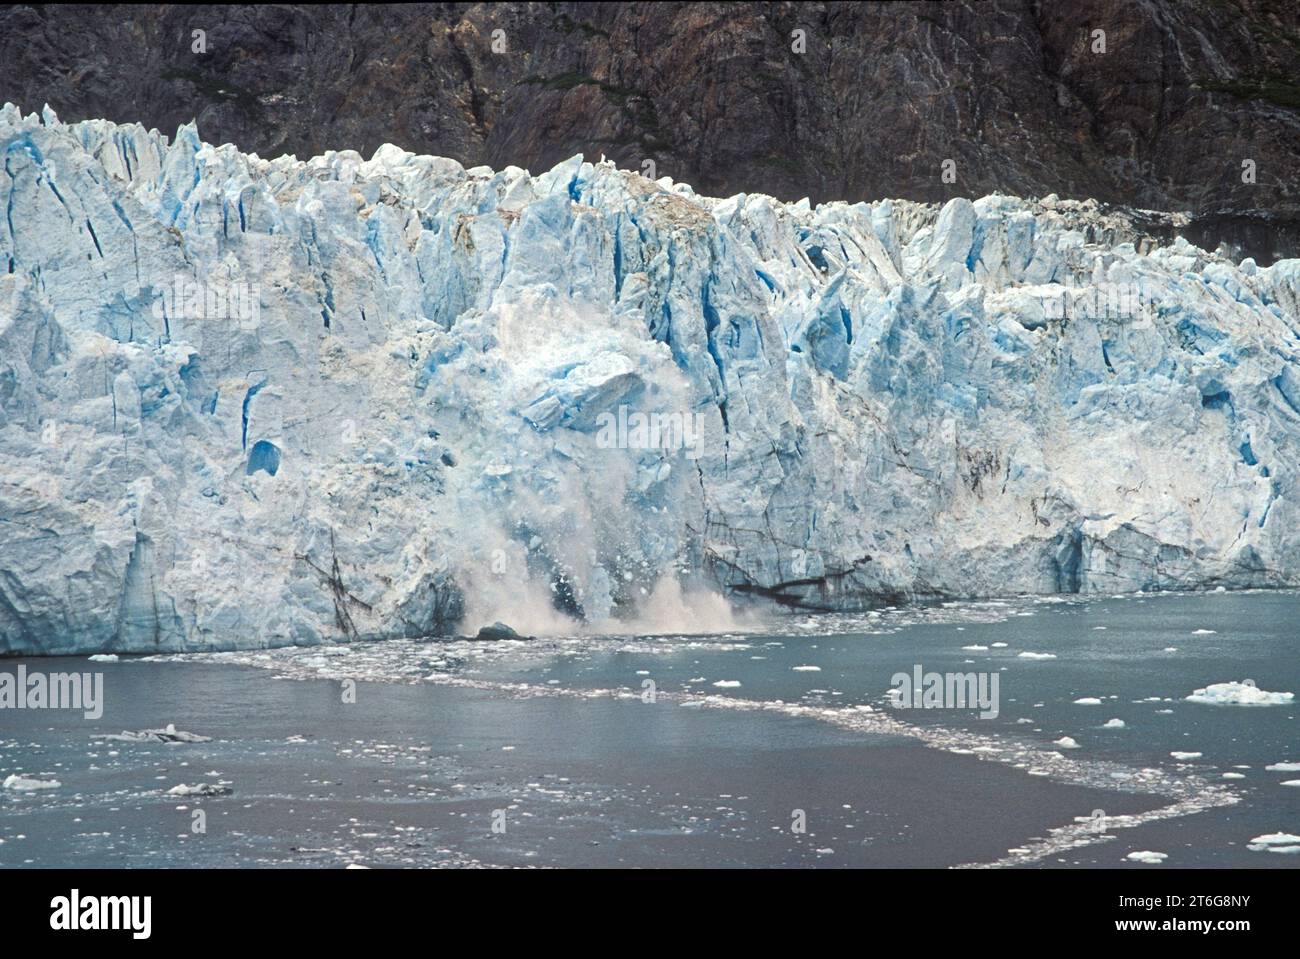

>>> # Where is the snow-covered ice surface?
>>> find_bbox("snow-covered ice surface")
[4,105,1300,654]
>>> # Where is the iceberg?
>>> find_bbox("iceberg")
[3,104,1300,654]
[1247,833,1300,854]
[2,773,61,791]
[165,782,232,797]
[92,723,213,743]
[1124,851,1168,864]
[1185,681,1295,706]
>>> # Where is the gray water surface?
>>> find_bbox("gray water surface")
[1,591,1297,868]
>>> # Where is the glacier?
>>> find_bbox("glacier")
[2,103,1299,654]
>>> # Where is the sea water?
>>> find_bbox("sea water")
[1,591,1296,868]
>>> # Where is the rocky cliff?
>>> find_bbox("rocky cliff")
[2,2,1298,260]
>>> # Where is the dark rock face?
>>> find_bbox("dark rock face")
[3,2,1298,258]
[475,622,527,642]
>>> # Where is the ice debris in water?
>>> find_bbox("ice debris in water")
[2,774,61,791]
[93,723,213,743]
[166,782,232,797]
[1125,851,1168,864]
[1185,681,1294,706]
[1247,833,1300,854]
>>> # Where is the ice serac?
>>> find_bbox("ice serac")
[2,104,1299,654]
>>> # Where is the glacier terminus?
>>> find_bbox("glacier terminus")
[2,103,1299,654]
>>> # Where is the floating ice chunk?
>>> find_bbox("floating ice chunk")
[1185,681,1294,706]
[991,642,1008,648]
[166,782,232,796]
[1222,772,1245,779]
[87,654,119,662]
[961,645,989,651]
[1125,851,1168,864]
[1170,751,1203,760]
[1247,833,1300,853]
[1191,629,1217,635]
[1073,697,1103,705]
[2,774,60,791]
[1054,737,1081,749]
[1103,718,1126,728]
[792,666,821,672]
[1281,781,1300,787]
[712,680,741,688]
[1092,626,1107,631]
[1018,652,1056,660]
[1265,762,1300,772]
[94,723,213,743]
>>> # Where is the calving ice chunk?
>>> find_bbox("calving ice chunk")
[2,102,1300,654]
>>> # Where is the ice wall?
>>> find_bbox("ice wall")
[2,104,1299,653]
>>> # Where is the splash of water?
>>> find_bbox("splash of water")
[462,570,759,638]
